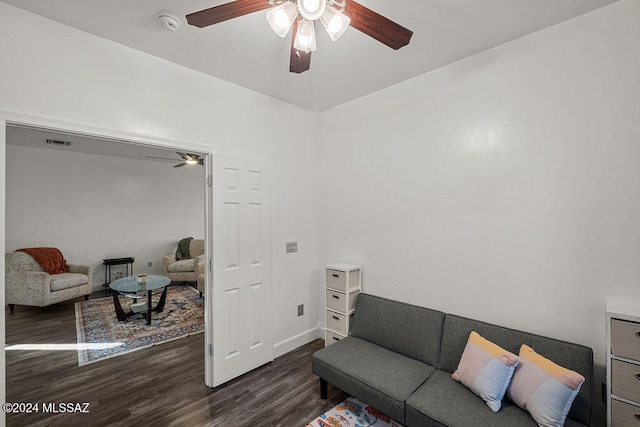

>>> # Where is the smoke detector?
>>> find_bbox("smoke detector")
[157,11,181,31]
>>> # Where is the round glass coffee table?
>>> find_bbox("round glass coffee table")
[109,275,171,325]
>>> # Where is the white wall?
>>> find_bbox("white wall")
[320,0,639,373]
[5,143,205,286]
[0,0,321,361]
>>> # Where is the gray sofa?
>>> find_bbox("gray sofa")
[312,293,593,426]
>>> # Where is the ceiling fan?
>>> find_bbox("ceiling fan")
[145,152,204,168]
[186,0,413,73]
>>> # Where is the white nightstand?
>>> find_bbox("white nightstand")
[606,302,640,426]
[324,263,361,347]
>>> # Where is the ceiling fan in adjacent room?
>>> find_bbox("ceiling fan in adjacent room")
[186,0,413,73]
[145,152,204,168]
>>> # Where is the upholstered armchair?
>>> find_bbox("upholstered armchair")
[163,239,205,293]
[5,251,93,311]
[197,261,205,294]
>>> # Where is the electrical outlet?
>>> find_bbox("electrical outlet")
[286,242,298,253]
[148,261,152,267]
[297,304,304,316]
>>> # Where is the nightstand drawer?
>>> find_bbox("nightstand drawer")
[612,359,640,402]
[326,311,350,335]
[611,399,640,426]
[326,268,359,292]
[325,331,345,346]
[612,319,640,360]
[326,289,358,313]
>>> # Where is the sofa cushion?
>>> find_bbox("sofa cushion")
[439,315,542,372]
[350,293,445,366]
[167,259,195,273]
[507,344,585,427]
[312,336,434,423]
[406,369,538,427]
[189,239,205,258]
[50,273,89,291]
[452,331,519,412]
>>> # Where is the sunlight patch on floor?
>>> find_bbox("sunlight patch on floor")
[5,343,124,351]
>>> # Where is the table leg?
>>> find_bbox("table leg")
[105,266,111,295]
[155,286,168,313]
[146,290,152,325]
[112,292,128,321]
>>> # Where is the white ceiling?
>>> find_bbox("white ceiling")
[2,0,619,112]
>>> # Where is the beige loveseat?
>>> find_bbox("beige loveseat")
[162,239,205,293]
[5,251,93,311]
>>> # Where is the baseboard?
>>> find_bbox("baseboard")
[273,325,320,358]
[92,284,106,293]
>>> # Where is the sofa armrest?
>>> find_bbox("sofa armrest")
[68,264,92,276]
[197,261,205,275]
[5,271,52,305]
[163,255,176,274]
[68,264,93,290]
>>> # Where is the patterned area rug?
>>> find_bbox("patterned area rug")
[307,397,403,427]
[74,285,204,366]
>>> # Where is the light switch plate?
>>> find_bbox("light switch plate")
[286,242,298,253]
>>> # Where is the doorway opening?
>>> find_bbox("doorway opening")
[2,117,215,400]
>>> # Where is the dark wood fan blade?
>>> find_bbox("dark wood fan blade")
[174,162,187,168]
[344,0,412,50]
[289,19,311,74]
[186,0,271,28]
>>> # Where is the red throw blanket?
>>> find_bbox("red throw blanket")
[17,247,69,274]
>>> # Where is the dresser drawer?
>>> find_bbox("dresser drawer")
[612,319,640,360]
[326,311,351,335]
[611,399,640,426]
[325,331,345,346]
[612,359,640,403]
[326,289,358,313]
[326,268,360,292]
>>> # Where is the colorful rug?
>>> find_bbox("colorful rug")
[74,285,204,366]
[307,397,403,427]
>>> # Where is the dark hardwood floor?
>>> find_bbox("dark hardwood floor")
[5,296,348,426]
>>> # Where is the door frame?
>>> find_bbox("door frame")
[0,111,216,400]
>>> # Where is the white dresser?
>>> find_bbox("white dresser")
[324,263,361,347]
[606,302,640,426]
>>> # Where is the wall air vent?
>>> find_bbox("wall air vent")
[45,139,72,147]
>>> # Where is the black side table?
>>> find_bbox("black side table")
[103,257,135,294]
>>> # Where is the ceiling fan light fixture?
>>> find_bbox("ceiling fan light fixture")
[266,1,298,37]
[319,6,350,41]
[293,19,317,53]
[297,0,327,21]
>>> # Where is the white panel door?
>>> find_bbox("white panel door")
[210,154,272,387]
